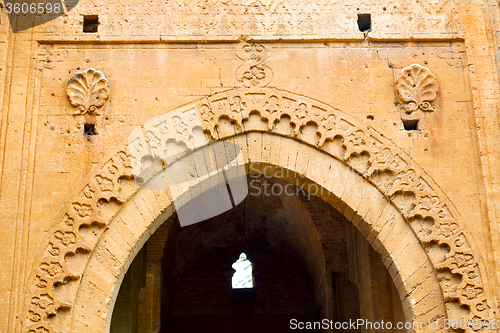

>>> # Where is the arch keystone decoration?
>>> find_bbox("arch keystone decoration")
[24,87,495,333]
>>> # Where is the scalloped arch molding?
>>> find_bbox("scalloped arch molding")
[24,88,494,333]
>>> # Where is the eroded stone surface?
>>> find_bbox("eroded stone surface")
[0,1,499,332]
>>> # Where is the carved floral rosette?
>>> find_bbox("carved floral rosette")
[24,88,494,333]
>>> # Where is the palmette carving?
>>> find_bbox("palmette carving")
[24,88,493,333]
[66,68,110,115]
[397,64,439,114]
[395,64,439,131]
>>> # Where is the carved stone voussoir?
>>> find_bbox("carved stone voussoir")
[66,68,110,115]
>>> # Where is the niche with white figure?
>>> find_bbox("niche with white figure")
[232,253,254,289]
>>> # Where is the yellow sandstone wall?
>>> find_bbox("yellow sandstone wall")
[0,0,500,332]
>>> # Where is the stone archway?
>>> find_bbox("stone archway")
[24,88,493,333]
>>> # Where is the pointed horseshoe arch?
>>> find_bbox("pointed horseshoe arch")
[24,88,494,333]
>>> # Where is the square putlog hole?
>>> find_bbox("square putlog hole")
[83,15,99,33]
[403,119,419,131]
[357,14,371,32]
[84,123,96,136]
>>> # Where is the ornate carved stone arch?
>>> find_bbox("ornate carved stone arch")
[24,88,494,333]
